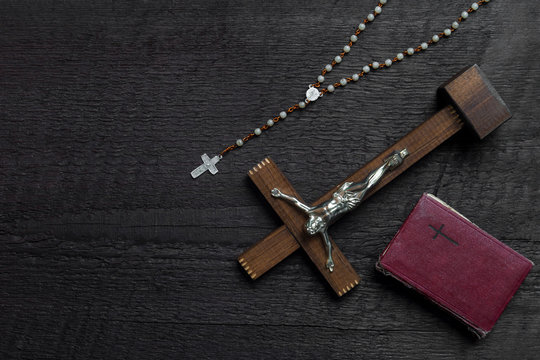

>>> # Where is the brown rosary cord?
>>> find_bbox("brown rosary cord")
[219,0,490,157]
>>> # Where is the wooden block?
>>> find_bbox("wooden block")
[245,158,361,296]
[238,106,464,280]
[439,64,511,139]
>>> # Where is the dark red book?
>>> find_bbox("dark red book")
[376,193,533,338]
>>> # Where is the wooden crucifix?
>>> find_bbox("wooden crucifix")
[238,65,511,296]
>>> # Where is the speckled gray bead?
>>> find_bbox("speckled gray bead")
[299,101,306,109]
[254,128,262,136]
[325,64,332,72]
[340,78,347,86]
[327,85,335,93]
[236,139,244,147]
[267,119,274,127]
[318,75,325,83]
[279,111,287,119]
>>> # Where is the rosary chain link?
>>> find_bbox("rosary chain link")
[219,0,490,157]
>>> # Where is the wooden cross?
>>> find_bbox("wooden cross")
[191,153,221,178]
[238,65,512,296]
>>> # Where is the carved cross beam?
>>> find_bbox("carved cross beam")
[238,65,511,296]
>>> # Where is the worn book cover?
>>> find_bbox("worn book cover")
[376,193,533,338]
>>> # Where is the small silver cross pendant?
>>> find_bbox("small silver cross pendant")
[191,153,221,178]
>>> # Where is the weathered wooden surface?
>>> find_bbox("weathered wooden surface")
[0,1,539,359]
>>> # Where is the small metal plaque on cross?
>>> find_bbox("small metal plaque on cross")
[191,153,221,179]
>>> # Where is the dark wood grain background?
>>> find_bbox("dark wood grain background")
[1,1,539,359]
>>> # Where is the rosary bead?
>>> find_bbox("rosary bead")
[306,86,320,101]
[325,64,333,72]
[352,73,360,81]
[372,61,380,69]
[299,101,306,109]
[452,21,459,29]
[396,53,404,61]
[432,34,440,42]
[350,34,358,43]
[340,78,347,86]
[343,45,351,53]
[334,55,342,63]
[254,128,262,136]
[358,23,366,31]
[461,11,469,19]
[471,3,479,11]
[279,111,287,119]
[367,13,375,22]
[407,47,415,55]
[444,28,451,36]
[327,85,335,93]
[421,42,428,50]
[236,139,244,147]
[363,65,370,73]
[267,119,274,127]
[385,59,392,67]
[318,75,325,83]
[374,6,382,14]
[380,0,387,4]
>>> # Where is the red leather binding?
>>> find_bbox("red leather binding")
[377,193,533,338]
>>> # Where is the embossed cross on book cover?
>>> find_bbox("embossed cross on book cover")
[376,193,533,338]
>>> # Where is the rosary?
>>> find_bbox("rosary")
[191,0,491,179]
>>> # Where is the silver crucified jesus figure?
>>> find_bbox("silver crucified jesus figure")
[271,148,409,272]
